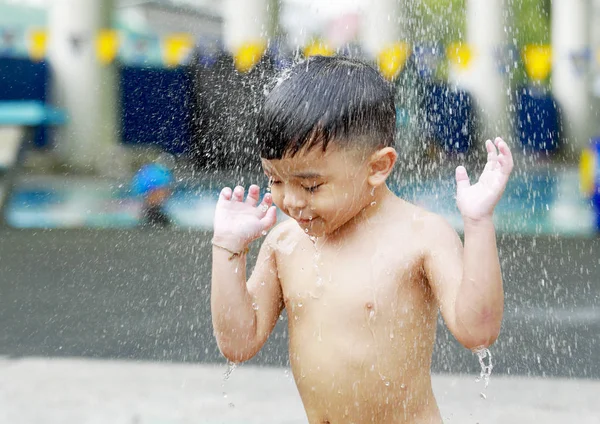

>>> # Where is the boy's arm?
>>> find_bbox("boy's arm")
[424,215,503,350]
[210,185,281,363]
[211,230,283,362]
[424,138,513,351]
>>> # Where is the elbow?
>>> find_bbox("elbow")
[215,332,261,364]
[455,313,502,351]
[457,331,500,352]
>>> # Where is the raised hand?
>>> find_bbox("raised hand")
[213,184,277,250]
[455,138,514,222]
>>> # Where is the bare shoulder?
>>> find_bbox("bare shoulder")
[419,209,463,251]
[387,198,460,247]
[262,218,303,254]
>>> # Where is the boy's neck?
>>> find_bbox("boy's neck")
[322,184,395,243]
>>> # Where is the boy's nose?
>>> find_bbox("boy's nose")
[283,191,307,212]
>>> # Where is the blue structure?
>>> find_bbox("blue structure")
[516,87,561,153]
[424,83,475,154]
[0,57,55,147]
[119,65,194,155]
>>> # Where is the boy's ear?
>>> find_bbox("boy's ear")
[367,147,397,187]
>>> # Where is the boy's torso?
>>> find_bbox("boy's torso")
[270,200,443,424]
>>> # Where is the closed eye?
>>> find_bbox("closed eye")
[303,183,323,193]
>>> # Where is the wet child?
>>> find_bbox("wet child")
[132,163,173,228]
[211,56,513,423]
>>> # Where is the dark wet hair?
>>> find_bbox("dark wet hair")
[257,55,396,159]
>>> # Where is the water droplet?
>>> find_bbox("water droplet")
[475,348,493,390]
[370,201,377,206]
[261,230,268,236]
[304,228,309,233]
[229,402,235,408]
[223,360,237,381]
[223,392,228,399]
[384,380,390,386]
[297,302,303,308]
[251,302,259,310]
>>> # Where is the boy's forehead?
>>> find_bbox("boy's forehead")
[261,146,345,176]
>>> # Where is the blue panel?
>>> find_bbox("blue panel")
[424,83,475,154]
[0,57,53,147]
[119,66,193,154]
[516,88,560,152]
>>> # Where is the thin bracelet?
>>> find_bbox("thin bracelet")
[211,240,249,261]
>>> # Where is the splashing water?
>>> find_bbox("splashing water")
[475,348,493,399]
[223,360,237,381]
[222,360,238,407]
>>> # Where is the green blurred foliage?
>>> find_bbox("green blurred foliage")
[406,0,551,85]
[408,0,550,46]
[509,0,551,46]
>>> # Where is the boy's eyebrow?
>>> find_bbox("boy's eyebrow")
[292,172,323,179]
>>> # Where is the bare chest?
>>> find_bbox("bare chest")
[275,237,430,325]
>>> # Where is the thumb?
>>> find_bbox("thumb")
[455,166,471,194]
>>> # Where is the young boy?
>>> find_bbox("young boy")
[211,56,513,423]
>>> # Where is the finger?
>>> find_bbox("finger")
[232,186,244,202]
[455,166,471,193]
[245,184,260,206]
[486,139,498,161]
[257,193,273,216]
[496,139,514,175]
[260,206,278,232]
[219,187,232,201]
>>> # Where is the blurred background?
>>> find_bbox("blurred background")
[0,0,599,422]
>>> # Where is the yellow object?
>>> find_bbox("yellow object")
[522,45,552,82]
[377,42,411,81]
[447,43,473,70]
[163,33,194,67]
[234,41,267,73]
[580,147,597,197]
[304,40,334,58]
[96,29,120,65]
[28,29,48,61]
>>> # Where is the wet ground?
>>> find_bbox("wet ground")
[0,229,598,379]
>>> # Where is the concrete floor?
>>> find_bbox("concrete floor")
[0,358,599,424]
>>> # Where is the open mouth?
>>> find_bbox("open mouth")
[295,217,314,225]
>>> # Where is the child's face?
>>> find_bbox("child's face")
[261,144,374,237]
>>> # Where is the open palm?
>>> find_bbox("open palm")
[456,138,514,221]
[213,185,277,250]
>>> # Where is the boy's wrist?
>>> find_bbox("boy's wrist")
[211,234,250,253]
[462,214,495,229]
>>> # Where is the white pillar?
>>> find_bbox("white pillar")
[361,0,401,59]
[223,0,269,54]
[592,0,600,138]
[464,0,508,137]
[48,0,121,175]
[553,0,592,151]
